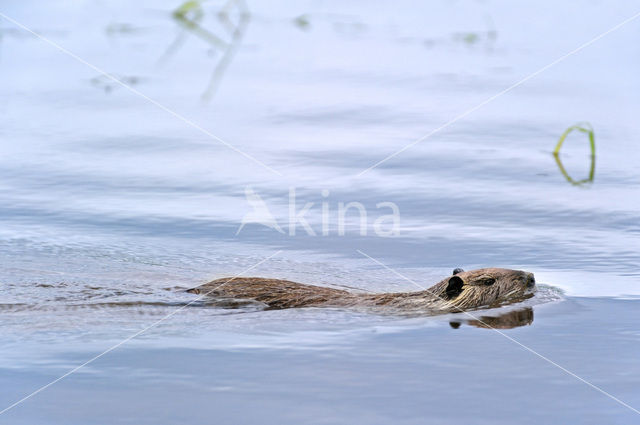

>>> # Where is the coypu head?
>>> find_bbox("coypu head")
[430,267,535,310]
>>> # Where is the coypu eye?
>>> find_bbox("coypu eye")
[477,276,496,286]
[452,268,464,275]
[445,276,464,299]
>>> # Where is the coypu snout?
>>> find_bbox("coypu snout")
[526,272,536,289]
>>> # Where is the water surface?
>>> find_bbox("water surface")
[1,0,639,423]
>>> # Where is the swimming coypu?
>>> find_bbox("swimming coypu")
[187,267,536,314]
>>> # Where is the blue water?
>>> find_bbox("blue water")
[1,0,639,423]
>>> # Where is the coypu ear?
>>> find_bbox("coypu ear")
[452,268,464,275]
[445,275,464,299]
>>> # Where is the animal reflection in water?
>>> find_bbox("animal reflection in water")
[449,307,534,329]
[187,268,537,329]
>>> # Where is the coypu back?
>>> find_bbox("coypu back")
[187,277,358,309]
[187,268,536,314]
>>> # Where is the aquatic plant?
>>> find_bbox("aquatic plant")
[163,0,250,100]
[174,0,202,18]
[293,14,311,31]
[553,123,595,185]
[553,122,595,157]
[172,0,228,49]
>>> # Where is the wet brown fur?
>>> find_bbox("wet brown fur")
[187,267,536,314]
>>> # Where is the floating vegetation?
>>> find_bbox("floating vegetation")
[410,20,497,50]
[104,23,144,37]
[293,14,311,31]
[553,123,596,186]
[161,0,250,100]
[90,74,142,93]
[452,30,497,46]
[171,0,228,49]
[451,17,497,48]
[290,13,367,36]
[174,0,202,18]
[413,29,496,49]
[455,32,479,44]
[0,26,59,39]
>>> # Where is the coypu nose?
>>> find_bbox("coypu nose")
[525,273,535,288]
